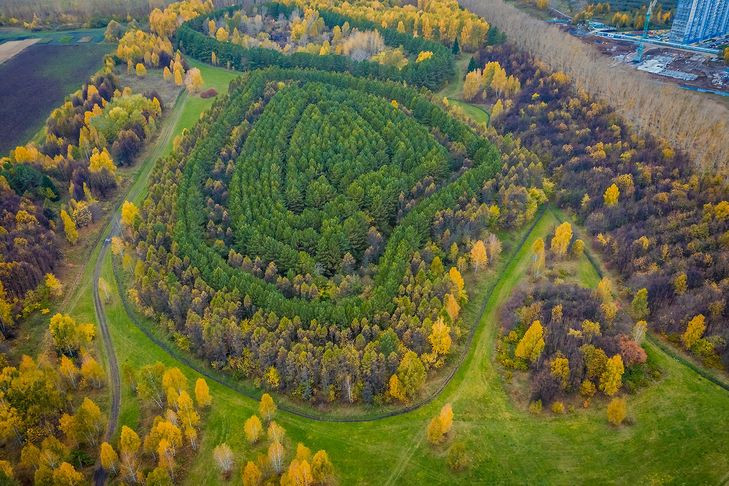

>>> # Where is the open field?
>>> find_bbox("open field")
[0,26,106,44]
[0,42,111,154]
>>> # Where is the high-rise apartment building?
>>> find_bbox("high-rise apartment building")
[669,0,729,43]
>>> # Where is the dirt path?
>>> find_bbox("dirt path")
[91,91,187,486]
[0,38,39,64]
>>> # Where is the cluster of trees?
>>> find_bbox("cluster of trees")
[0,176,61,319]
[117,66,547,405]
[175,2,456,90]
[206,5,423,70]
[497,276,647,409]
[97,363,213,483]
[11,71,164,242]
[115,0,211,91]
[479,42,729,369]
[572,2,673,28]
[212,393,335,483]
[462,59,521,106]
[461,0,729,172]
[0,312,108,484]
[290,0,490,52]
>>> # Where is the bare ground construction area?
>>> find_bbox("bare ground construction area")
[0,37,39,63]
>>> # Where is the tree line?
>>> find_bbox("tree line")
[175,2,456,90]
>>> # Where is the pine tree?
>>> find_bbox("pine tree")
[466,56,478,76]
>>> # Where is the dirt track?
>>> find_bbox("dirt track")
[0,38,39,63]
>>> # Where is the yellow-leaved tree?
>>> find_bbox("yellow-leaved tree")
[121,200,140,229]
[550,222,572,256]
[194,378,211,408]
[604,183,620,207]
[259,393,276,422]
[244,415,262,444]
[599,354,624,396]
[470,240,488,271]
[100,442,119,474]
[681,314,705,349]
[60,209,78,244]
[515,320,545,363]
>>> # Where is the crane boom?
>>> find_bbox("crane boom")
[636,0,658,63]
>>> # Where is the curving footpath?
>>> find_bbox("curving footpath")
[92,219,121,486]
[90,91,188,486]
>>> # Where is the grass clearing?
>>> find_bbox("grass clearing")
[438,54,491,126]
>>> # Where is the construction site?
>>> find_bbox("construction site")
[544,0,729,97]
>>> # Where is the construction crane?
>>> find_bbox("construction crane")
[635,0,658,63]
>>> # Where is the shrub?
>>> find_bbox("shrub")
[607,397,627,426]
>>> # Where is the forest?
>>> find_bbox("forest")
[2,0,729,483]
[465,42,729,370]
[118,64,548,405]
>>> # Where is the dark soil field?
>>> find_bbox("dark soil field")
[0,42,111,155]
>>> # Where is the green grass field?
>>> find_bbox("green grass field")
[98,207,729,484]
[56,57,729,484]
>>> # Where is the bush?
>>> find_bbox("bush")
[607,397,627,426]
[550,401,565,414]
[447,442,469,471]
[200,88,217,98]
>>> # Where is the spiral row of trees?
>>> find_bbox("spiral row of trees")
[116,64,550,405]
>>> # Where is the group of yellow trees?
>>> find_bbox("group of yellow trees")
[98,363,213,484]
[117,0,209,90]
[236,394,335,484]
[285,0,489,51]
[0,312,107,484]
[463,60,521,110]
